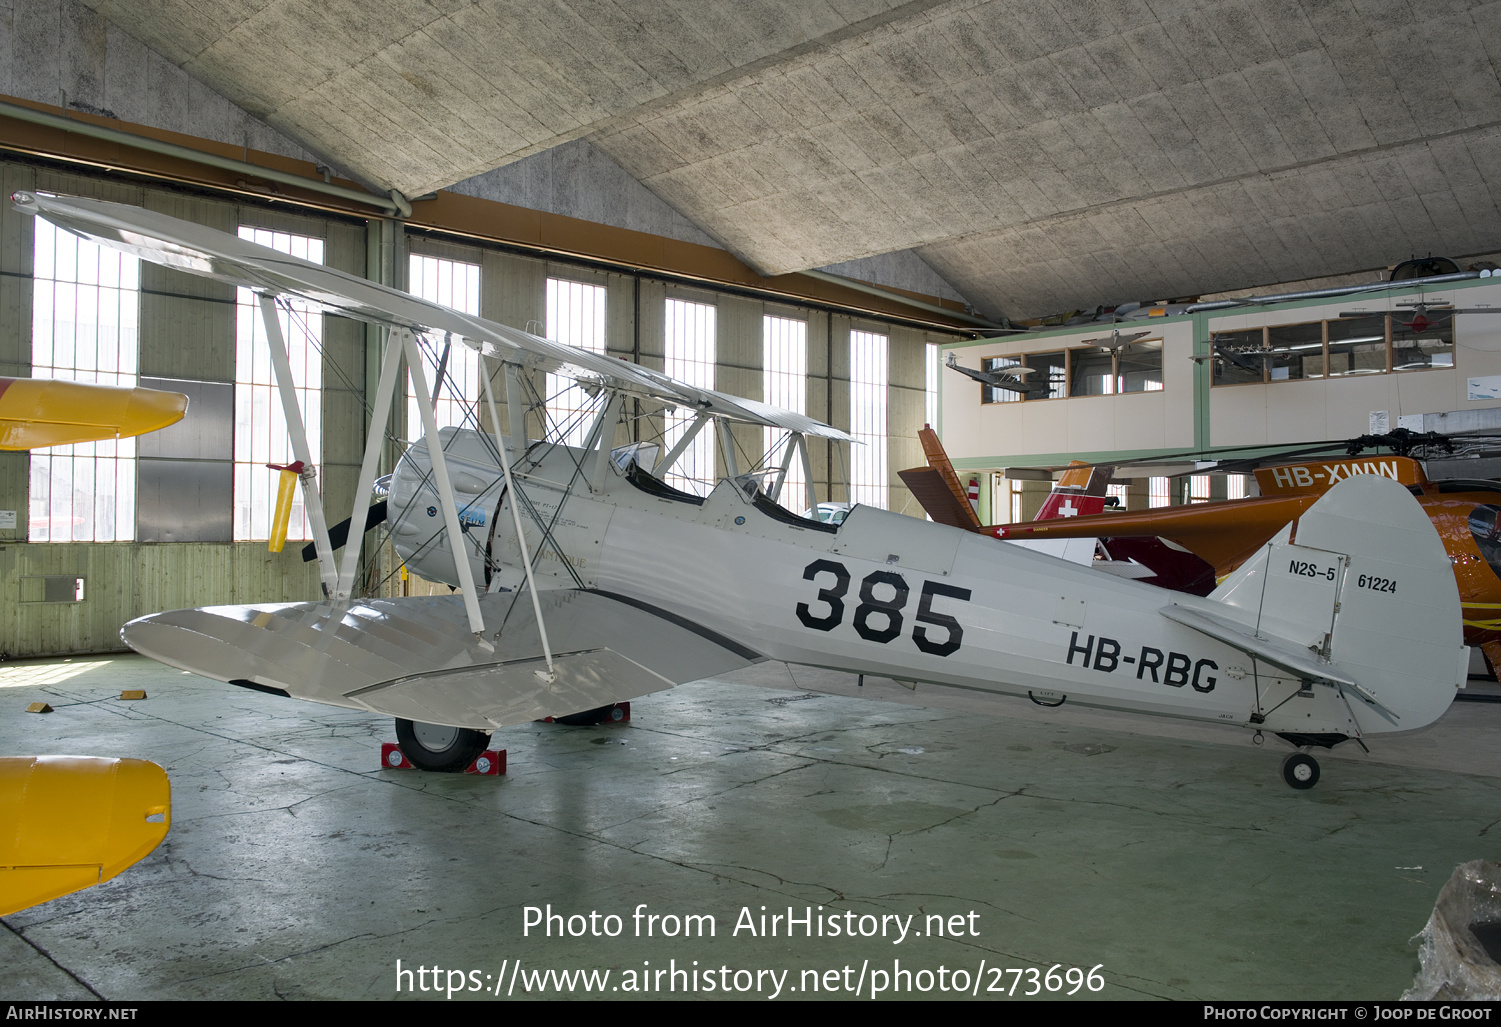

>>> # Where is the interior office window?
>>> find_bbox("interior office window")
[1025,350,1067,399]
[235,227,324,542]
[1119,340,1164,392]
[29,218,141,541]
[1189,475,1211,503]
[1072,339,1164,396]
[849,330,888,509]
[1267,322,1323,380]
[763,315,807,511]
[1070,347,1115,396]
[1211,328,1267,386]
[546,278,608,447]
[1327,316,1386,377]
[980,355,1022,403]
[1392,318,1453,371]
[407,254,482,438]
[1107,482,1130,508]
[664,298,716,495]
[1226,474,1248,500]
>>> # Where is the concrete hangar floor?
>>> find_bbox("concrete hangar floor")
[2,653,1498,1001]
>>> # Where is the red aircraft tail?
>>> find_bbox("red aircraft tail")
[1033,462,1115,520]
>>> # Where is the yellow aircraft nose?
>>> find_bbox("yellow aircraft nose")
[0,377,188,450]
[0,756,171,916]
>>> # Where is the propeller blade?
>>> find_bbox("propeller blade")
[301,500,388,563]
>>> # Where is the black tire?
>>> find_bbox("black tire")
[395,718,490,773]
[551,705,618,726]
[1281,752,1320,790]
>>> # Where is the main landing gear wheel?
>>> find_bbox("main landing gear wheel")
[395,718,490,772]
[1281,752,1320,790]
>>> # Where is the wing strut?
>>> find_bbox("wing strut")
[480,357,554,676]
[335,325,406,600]
[258,295,338,597]
[654,412,709,476]
[587,392,625,494]
[767,431,799,503]
[717,418,739,478]
[402,329,486,638]
[799,433,817,513]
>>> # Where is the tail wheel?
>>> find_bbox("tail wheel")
[395,718,490,773]
[1281,752,1320,790]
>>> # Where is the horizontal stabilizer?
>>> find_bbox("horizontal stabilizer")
[122,589,760,730]
[897,466,979,530]
[1159,604,1377,705]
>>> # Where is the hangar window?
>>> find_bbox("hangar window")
[926,342,938,428]
[664,298,716,496]
[849,330,888,509]
[407,254,482,438]
[28,218,141,541]
[763,315,807,512]
[234,228,324,542]
[546,278,607,447]
[1149,477,1172,508]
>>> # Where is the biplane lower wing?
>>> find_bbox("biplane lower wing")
[122,590,762,730]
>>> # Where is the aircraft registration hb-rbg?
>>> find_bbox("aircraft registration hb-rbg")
[12,192,1470,791]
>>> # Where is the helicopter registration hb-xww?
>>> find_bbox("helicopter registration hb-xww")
[12,192,1468,790]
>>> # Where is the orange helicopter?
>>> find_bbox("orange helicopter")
[901,427,1501,672]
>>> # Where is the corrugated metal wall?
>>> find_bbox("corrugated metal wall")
[1,160,959,657]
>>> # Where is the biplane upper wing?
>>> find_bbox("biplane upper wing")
[12,192,853,444]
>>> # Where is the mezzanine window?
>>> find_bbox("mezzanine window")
[1210,314,1453,385]
[979,340,1163,403]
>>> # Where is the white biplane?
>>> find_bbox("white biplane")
[13,192,1470,790]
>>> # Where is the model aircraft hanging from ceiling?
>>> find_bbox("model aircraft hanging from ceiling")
[943,352,1048,397]
[13,191,1471,791]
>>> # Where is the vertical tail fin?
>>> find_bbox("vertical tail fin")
[1035,461,1115,520]
[1186,474,1463,735]
[898,426,983,530]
